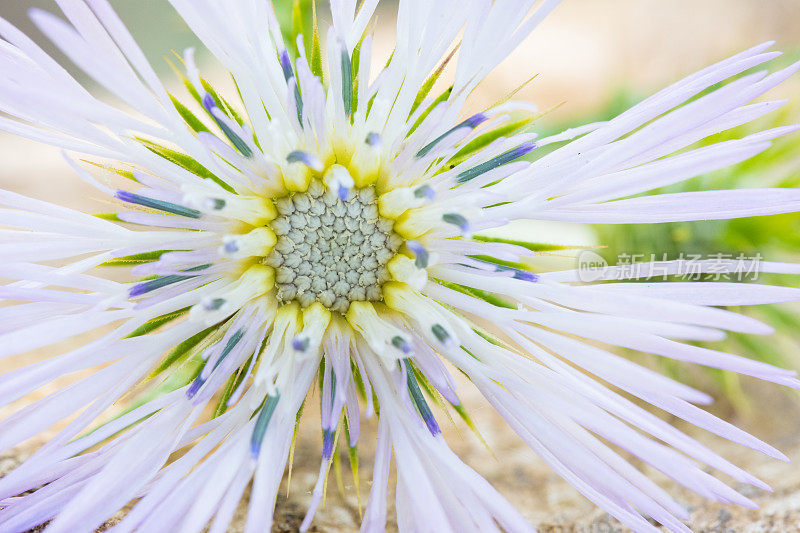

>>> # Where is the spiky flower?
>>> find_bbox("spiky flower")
[1,1,800,532]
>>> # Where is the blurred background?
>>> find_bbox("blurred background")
[2,1,800,531]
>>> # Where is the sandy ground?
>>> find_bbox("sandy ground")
[2,1,800,531]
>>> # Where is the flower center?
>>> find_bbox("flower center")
[265,180,402,313]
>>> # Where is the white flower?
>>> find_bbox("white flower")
[0,1,799,532]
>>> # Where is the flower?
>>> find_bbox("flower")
[0,0,799,531]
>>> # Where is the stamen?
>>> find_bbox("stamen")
[223,241,239,254]
[431,324,453,347]
[190,265,274,325]
[387,255,428,291]
[280,50,304,126]
[204,197,227,210]
[513,270,539,282]
[324,165,355,202]
[286,150,324,171]
[365,132,382,147]
[292,336,311,352]
[391,335,413,354]
[115,190,201,219]
[292,304,332,355]
[205,298,226,311]
[279,50,294,81]
[416,113,489,158]
[455,140,538,184]
[442,213,471,236]
[322,429,335,460]
[340,45,353,118]
[403,359,440,436]
[346,302,410,358]
[406,240,430,269]
[201,93,254,158]
[251,394,281,458]
[129,264,210,297]
[220,228,277,259]
[413,185,435,200]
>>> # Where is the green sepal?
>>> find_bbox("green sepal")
[213,354,253,417]
[99,250,173,267]
[82,160,137,181]
[343,418,362,516]
[351,35,367,118]
[433,278,517,309]
[169,94,211,133]
[291,0,314,60]
[447,117,536,169]
[407,85,453,137]
[136,137,234,193]
[469,254,530,272]
[125,308,190,339]
[166,55,203,105]
[351,359,367,401]
[410,48,457,117]
[471,234,576,252]
[310,0,323,80]
[94,213,123,222]
[200,79,245,127]
[148,324,217,379]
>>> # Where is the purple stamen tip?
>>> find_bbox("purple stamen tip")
[224,241,239,254]
[414,185,435,201]
[201,92,216,112]
[514,270,539,282]
[187,377,204,399]
[322,430,335,460]
[365,132,382,147]
[407,240,424,254]
[338,184,349,202]
[286,150,321,171]
[204,298,226,311]
[407,240,430,269]
[391,335,413,354]
[280,50,293,73]
[465,113,489,129]
[129,283,148,297]
[292,336,310,352]
[442,213,470,234]
[424,415,441,436]
[114,190,134,203]
[515,140,539,157]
